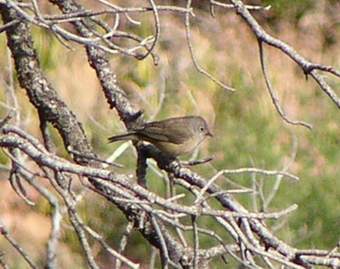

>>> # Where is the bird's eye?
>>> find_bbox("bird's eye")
[200,127,204,132]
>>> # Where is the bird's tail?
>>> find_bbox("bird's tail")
[108,132,137,143]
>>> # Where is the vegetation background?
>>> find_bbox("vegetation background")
[0,0,339,268]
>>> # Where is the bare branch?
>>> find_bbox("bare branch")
[0,221,37,269]
[115,221,134,269]
[227,0,340,108]
[184,0,236,92]
[258,41,313,129]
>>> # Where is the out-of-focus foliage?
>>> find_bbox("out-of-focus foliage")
[262,0,316,21]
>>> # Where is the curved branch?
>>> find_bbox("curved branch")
[258,41,313,129]
[0,4,93,164]
[227,0,340,108]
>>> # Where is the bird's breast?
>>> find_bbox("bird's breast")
[153,137,201,157]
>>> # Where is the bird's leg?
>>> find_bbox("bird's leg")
[136,143,148,188]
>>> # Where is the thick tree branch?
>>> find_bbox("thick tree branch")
[0,4,93,164]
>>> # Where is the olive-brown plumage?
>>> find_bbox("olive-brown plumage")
[108,116,212,157]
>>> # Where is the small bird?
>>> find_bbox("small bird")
[108,116,213,157]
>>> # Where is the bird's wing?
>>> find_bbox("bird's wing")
[136,120,189,144]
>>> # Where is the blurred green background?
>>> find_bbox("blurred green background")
[0,0,339,268]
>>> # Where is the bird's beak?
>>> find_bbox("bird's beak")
[207,130,213,137]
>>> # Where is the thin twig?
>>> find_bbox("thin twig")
[184,0,236,92]
[228,0,340,108]
[137,0,160,62]
[0,19,19,33]
[0,221,38,269]
[149,247,158,269]
[150,216,169,269]
[192,216,199,269]
[258,41,312,129]
[115,221,134,269]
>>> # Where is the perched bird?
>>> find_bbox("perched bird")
[108,116,213,157]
